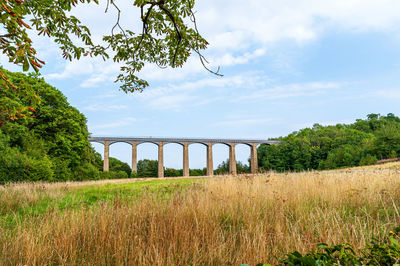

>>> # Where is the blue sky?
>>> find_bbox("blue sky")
[3,0,400,169]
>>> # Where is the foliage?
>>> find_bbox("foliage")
[0,70,40,124]
[164,167,206,177]
[258,113,400,172]
[214,159,250,175]
[0,0,216,120]
[277,243,361,265]
[1,0,213,90]
[276,227,400,266]
[136,159,206,177]
[164,168,180,177]
[0,132,54,182]
[189,168,207,176]
[137,159,158,177]
[109,157,131,177]
[89,151,132,179]
[0,69,99,182]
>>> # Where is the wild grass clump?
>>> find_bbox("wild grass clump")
[0,170,400,264]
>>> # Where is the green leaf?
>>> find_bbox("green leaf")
[23,57,29,72]
[389,237,400,248]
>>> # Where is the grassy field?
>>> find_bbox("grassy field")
[1,166,400,265]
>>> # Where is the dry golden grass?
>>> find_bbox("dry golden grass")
[1,167,400,265]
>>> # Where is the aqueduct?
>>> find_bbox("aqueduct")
[89,137,280,178]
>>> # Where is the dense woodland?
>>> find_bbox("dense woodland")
[258,113,400,172]
[0,69,127,182]
[1,69,400,182]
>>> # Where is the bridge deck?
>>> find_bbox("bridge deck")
[89,136,280,145]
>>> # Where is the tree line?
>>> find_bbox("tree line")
[93,157,252,178]
[258,113,400,172]
[132,158,250,177]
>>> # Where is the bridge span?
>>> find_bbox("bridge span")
[89,137,280,178]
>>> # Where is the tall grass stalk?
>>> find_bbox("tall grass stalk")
[1,170,400,265]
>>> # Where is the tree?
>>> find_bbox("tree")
[109,157,132,177]
[214,159,250,175]
[373,124,400,159]
[0,69,98,181]
[257,113,400,172]
[0,0,220,121]
[137,159,158,177]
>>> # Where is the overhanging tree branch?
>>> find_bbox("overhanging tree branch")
[1,0,222,95]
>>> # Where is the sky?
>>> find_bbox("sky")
[3,0,400,169]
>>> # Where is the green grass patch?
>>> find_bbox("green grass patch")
[0,178,201,229]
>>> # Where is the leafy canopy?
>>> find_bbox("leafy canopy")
[258,113,400,172]
[1,0,220,122]
[0,69,97,181]
[0,0,218,92]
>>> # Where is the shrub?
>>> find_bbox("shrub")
[74,163,100,181]
[109,157,132,177]
[99,171,114,180]
[272,227,400,266]
[98,171,127,180]
[360,154,378,166]
[131,171,138,178]
[0,147,54,183]
[114,170,128,179]
[52,158,73,181]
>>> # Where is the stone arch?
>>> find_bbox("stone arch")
[212,143,231,175]
[137,141,160,147]
[136,142,160,177]
[109,140,133,146]
[188,141,209,147]
[188,143,207,177]
[163,142,184,177]
[235,143,252,174]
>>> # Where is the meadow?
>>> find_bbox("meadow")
[1,165,400,265]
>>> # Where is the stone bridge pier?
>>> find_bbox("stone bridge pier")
[90,137,280,178]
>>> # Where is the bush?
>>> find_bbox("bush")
[268,227,400,266]
[99,170,128,180]
[360,154,378,166]
[114,170,129,179]
[99,171,114,180]
[131,171,138,178]
[52,158,73,181]
[165,168,180,177]
[74,163,100,181]
[0,146,54,183]
[109,157,132,177]
[137,159,158,177]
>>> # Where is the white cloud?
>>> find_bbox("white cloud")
[213,118,275,127]
[46,59,94,80]
[197,0,400,51]
[88,117,137,131]
[41,0,400,88]
[148,94,195,110]
[236,82,342,102]
[133,72,269,110]
[83,104,128,111]
[374,89,400,99]
[212,49,266,67]
[45,57,121,88]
